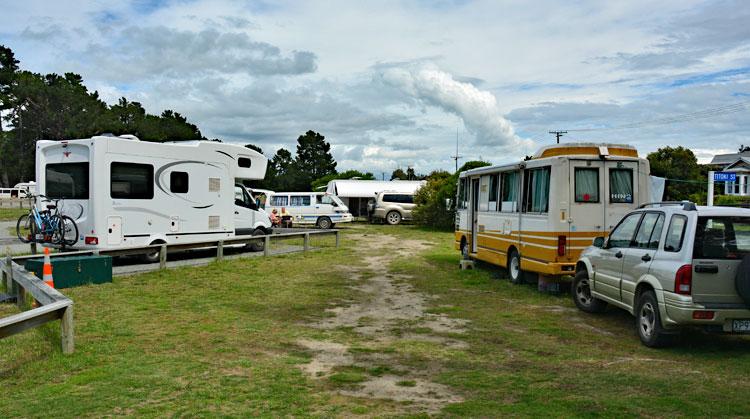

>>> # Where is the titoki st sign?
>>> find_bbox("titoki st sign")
[714,172,737,182]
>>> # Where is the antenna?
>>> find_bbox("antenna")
[451,127,463,172]
[549,130,567,143]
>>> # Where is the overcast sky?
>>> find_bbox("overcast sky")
[1,0,749,174]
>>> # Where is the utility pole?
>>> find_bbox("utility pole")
[451,127,462,172]
[549,130,567,144]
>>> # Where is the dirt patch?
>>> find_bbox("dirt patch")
[297,233,466,413]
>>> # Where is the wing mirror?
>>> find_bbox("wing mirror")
[593,236,605,248]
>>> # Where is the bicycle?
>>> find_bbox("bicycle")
[16,195,79,248]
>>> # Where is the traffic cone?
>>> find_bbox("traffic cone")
[43,247,54,289]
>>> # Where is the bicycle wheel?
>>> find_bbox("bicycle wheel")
[16,213,36,243]
[56,215,80,247]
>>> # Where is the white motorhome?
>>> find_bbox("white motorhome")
[36,135,272,257]
[0,181,35,199]
[262,191,353,229]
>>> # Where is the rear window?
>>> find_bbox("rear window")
[383,194,413,204]
[574,168,599,203]
[609,168,633,203]
[46,162,89,199]
[693,217,750,260]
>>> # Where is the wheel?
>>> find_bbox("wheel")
[635,290,673,347]
[143,240,166,263]
[386,211,402,225]
[316,216,332,230]
[508,249,524,284]
[57,215,79,248]
[16,214,35,244]
[572,270,607,313]
[249,228,266,252]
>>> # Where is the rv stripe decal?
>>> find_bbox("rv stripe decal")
[192,204,214,209]
[215,150,234,160]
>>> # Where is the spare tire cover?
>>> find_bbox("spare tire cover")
[735,255,750,306]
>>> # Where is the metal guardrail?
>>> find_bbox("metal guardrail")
[13,229,341,268]
[1,255,74,353]
[0,198,32,208]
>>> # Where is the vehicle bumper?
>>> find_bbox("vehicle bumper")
[336,213,353,223]
[663,292,750,332]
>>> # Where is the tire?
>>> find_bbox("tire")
[316,216,332,230]
[249,228,266,252]
[386,211,402,225]
[58,215,79,248]
[508,249,524,284]
[572,270,607,313]
[16,214,35,244]
[635,290,673,348]
[143,240,166,263]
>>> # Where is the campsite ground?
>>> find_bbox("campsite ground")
[1,224,749,417]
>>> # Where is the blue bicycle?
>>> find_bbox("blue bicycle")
[16,195,79,248]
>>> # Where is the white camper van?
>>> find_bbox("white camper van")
[36,134,272,258]
[263,191,352,229]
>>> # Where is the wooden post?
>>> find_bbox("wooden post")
[61,305,74,354]
[159,244,167,270]
[335,230,340,248]
[217,240,224,261]
[30,242,37,255]
[303,233,310,253]
[264,235,270,257]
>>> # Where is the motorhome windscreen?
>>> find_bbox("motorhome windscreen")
[45,162,89,199]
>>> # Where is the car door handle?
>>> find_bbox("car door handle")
[615,251,623,258]
[695,264,719,274]
[641,254,651,262]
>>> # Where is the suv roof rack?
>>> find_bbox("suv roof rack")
[638,201,697,211]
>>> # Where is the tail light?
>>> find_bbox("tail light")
[557,235,566,256]
[674,264,692,295]
[85,236,99,245]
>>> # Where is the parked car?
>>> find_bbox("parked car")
[371,191,416,225]
[572,202,750,347]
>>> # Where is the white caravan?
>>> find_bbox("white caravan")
[263,191,353,229]
[36,134,272,257]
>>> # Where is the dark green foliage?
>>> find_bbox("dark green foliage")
[412,160,491,230]
[294,130,337,189]
[647,146,702,201]
[391,168,407,180]
[311,170,375,191]
[0,45,205,186]
[244,144,263,154]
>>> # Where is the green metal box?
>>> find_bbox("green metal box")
[25,255,113,289]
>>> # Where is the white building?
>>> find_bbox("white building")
[325,179,426,216]
[709,150,750,196]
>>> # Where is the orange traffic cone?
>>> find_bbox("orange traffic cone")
[43,247,54,289]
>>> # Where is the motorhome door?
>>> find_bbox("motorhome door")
[234,185,255,235]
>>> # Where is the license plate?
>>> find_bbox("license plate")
[732,320,750,332]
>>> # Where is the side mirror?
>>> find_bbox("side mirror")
[593,237,605,248]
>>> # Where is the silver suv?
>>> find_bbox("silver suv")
[371,191,416,225]
[573,202,750,347]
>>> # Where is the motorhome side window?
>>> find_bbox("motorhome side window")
[110,162,154,199]
[500,171,518,212]
[457,178,467,209]
[574,168,599,203]
[45,162,89,199]
[238,157,252,168]
[489,174,499,211]
[170,171,189,193]
[609,168,633,203]
[271,195,288,206]
[291,196,311,206]
[317,195,335,205]
[523,167,551,213]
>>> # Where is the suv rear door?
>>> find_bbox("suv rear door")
[691,216,750,305]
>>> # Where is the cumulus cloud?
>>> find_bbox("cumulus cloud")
[378,63,533,151]
[82,26,317,81]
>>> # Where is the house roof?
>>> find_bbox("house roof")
[325,179,426,198]
[709,150,750,165]
[724,157,750,172]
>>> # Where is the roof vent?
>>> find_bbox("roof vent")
[118,134,140,141]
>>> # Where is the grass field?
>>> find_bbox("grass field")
[1,224,749,417]
[0,207,27,221]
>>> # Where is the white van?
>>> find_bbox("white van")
[36,134,273,259]
[263,191,352,229]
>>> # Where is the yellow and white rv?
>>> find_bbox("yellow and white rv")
[455,143,651,283]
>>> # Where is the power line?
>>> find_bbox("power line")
[562,100,750,132]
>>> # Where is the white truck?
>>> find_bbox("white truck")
[35,134,273,259]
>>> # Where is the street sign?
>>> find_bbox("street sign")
[714,172,737,182]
